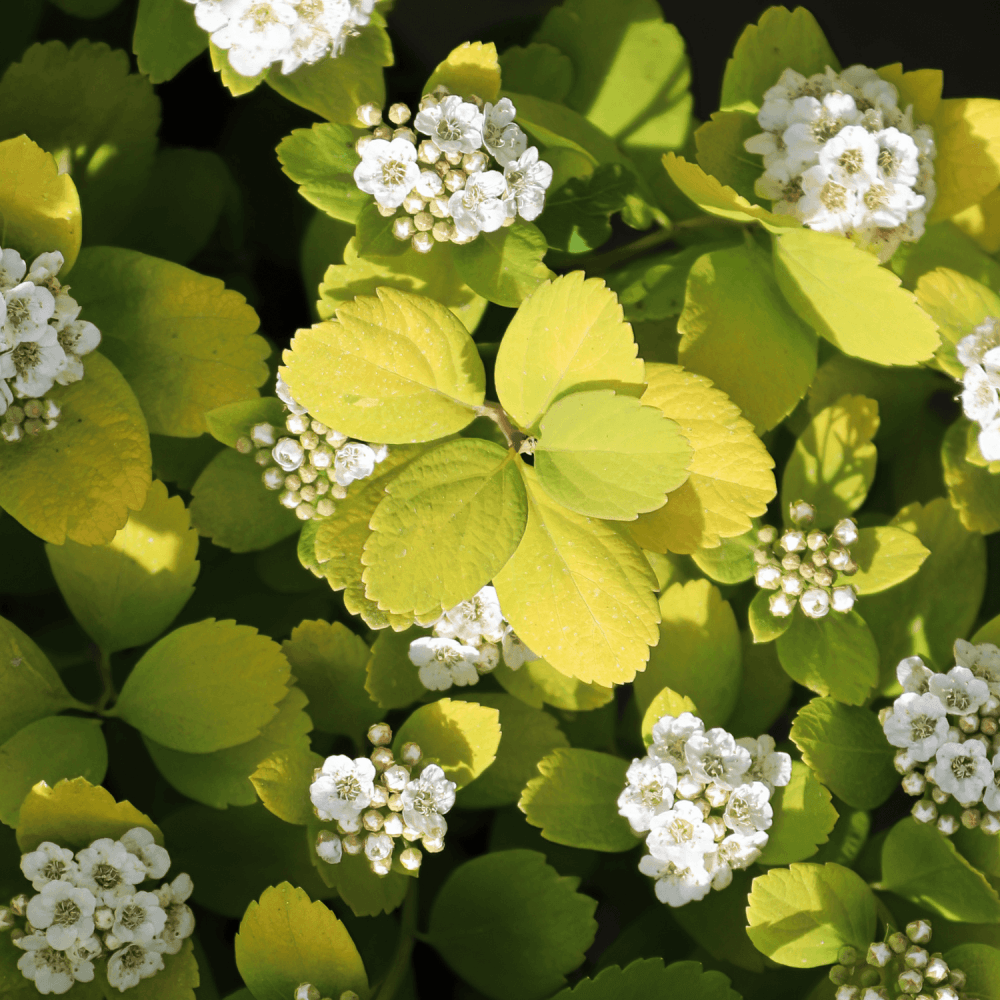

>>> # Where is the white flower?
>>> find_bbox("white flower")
[333,442,377,485]
[408,636,480,691]
[0,247,27,294]
[209,1,297,77]
[481,99,527,166]
[106,942,166,993]
[353,138,421,209]
[3,334,67,398]
[800,587,831,619]
[840,64,900,111]
[934,741,993,806]
[954,640,1000,696]
[646,800,716,864]
[638,852,712,908]
[797,166,862,234]
[897,655,934,694]
[718,831,769,872]
[963,364,1000,426]
[649,712,704,774]
[112,891,167,945]
[958,317,1000,368]
[684,728,752,790]
[415,169,444,199]
[310,754,376,822]
[755,563,782,589]
[156,902,196,955]
[54,320,101,385]
[979,417,1000,461]
[503,147,552,221]
[26,881,97,951]
[617,756,678,833]
[782,92,862,169]
[723,782,774,835]
[449,170,510,237]
[20,843,78,891]
[475,642,499,673]
[275,373,307,414]
[364,831,393,862]
[26,252,64,287]
[882,693,949,762]
[736,735,792,791]
[74,840,147,906]
[501,626,537,669]
[3,281,55,347]
[435,585,506,644]
[158,873,193,907]
[121,828,170,881]
[272,436,305,471]
[16,934,90,995]
[414,96,484,155]
[928,666,990,716]
[816,126,878,190]
[401,763,456,838]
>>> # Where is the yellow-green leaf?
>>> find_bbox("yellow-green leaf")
[640,686,697,746]
[942,417,1000,535]
[493,659,614,712]
[877,64,943,125]
[930,98,1000,221]
[757,760,838,866]
[424,41,500,104]
[848,526,930,596]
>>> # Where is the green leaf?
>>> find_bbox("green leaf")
[133,0,207,84]
[534,390,690,520]
[0,134,81,272]
[16,776,161,852]
[757,760,838,866]
[306,837,408,916]
[848,526,930,596]
[68,247,268,437]
[551,958,739,1000]
[691,524,758,585]
[498,44,573,103]
[781,395,880,525]
[282,620,382,738]
[942,417,1000,535]
[727,630,794,738]
[451,220,552,308]
[720,6,839,112]
[537,164,634,254]
[493,464,659,686]
[882,819,1000,923]
[640,686,697,746]
[205,399,287,449]
[493,658,615,712]
[518,748,634,852]
[456,693,569,809]
[678,244,817,433]
[810,799,870,868]
[894,220,1000,291]
[748,588,792,644]
[790,698,897,810]
[0,616,82,745]
[362,439,527,618]
[353,200,407,262]
[0,352,151,546]
[745,863,877,968]
[494,272,645,434]
[45,480,199,654]
[236,883,369,1000]
[606,245,713,324]
[392,697,501,789]
[250,743,324,827]
[694,110,764,203]
[0,718,107,828]
[428,850,597,1000]
[772,228,941,366]
[776,612,879,706]
[0,40,159,244]
[115,619,291,753]
[634,579,742,728]
[209,42,265,97]
[283,287,484,444]
[277,123,365,224]
[424,41,501,104]
[49,0,124,15]
[944,944,1000,1000]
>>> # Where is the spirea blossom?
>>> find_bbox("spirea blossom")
[745,65,936,262]
[9,829,194,994]
[954,315,1000,462]
[620,713,791,907]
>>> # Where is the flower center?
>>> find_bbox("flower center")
[52,899,82,927]
[910,716,938,740]
[838,148,865,174]
[820,181,848,211]
[92,862,122,890]
[245,3,278,29]
[639,781,664,808]
[729,798,750,823]
[39,947,72,973]
[877,148,899,175]
[945,689,973,713]
[380,159,409,187]
[118,944,147,971]
[951,755,978,780]
[667,818,694,843]
[702,755,727,779]
[6,297,30,328]
[120,904,146,931]
[864,184,889,209]
[811,111,843,143]
[411,786,436,815]
[11,342,41,376]
[436,119,465,143]
[335,775,362,799]
[41,859,68,881]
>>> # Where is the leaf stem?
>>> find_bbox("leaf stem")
[95,648,116,713]
[474,401,525,452]
[374,880,418,1000]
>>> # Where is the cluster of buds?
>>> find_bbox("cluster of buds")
[829,919,969,1000]
[236,375,387,522]
[1,397,61,444]
[882,642,1000,837]
[754,500,859,619]
[293,985,359,1000]
[309,723,457,877]
[352,86,552,254]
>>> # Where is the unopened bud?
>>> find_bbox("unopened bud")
[357,102,382,126]
[388,102,411,125]
[372,124,394,141]
[412,232,434,254]
[393,216,417,241]
[444,169,466,193]
[362,809,384,832]
[936,814,959,836]
[829,965,851,985]
[924,956,949,983]
[400,847,422,871]
[931,786,951,805]
[393,127,416,144]
[94,906,114,931]
[9,896,28,917]
[355,135,373,156]
[316,498,336,518]
[0,907,14,931]
[295,984,321,1000]
[235,435,253,454]
[104,933,122,951]
[788,499,816,525]
[376,201,397,217]
[337,814,361,835]
[368,722,393,746]
[962,807,981,829]
[402,192,426,215]
[342,834,363,855]
[400,741,421,764]
[371,746,394,771]
[902,770,927,796]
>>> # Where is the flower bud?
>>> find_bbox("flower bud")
[912,799,937,824]
[295,984,321,1000]
[1,422,24,443]
[368,722,393,746]
[788,499,816,524]
[897,972,924,996]
[402,192,426,215]
[925,956,949,983]
[337,815,361,835]
[444,169,466,193]
[371,746,394,771]
[370,857,392,876]
[902,770,927,796]
[801,587,831,618]
[445,149,464,165]
[279,490,301,509]
[340,992,360,1000]
[432,220,454,242]
[362,809,384,832]
[867,942,892,967]
[411,232,434,254]
[9,895,28,917]
[370,785,388,809]
[905,945,929,968]
[831,586,857,613]
[295,503,316,521]
[755,563,782,589]
[393,127,416,144]
[393,216,417,241]
[807,530,828,550]
[376,201,397,217]
[838,945,859,966]
[0,907,14,932]
[383,813,404,838]
[316,498,336,518]
[463,151,488,173]
[387,102,411,125]
[936,814,959,836]
[962,807,982,829]
[399,847,422,871]
[315,832,343,865]
[780,530,806,553]
[413,211,434,232]
[400,742,422,765]
[769,592,796,617]
[889,931,909,954]
[757,525,777,545]
[356,135,373,156]
[342,834,363,855]
[94,906,114,931]
[833,518,859,546]
[930,786,951,805]
[780,552,801,572]
[235,435,253,454]
[357,102,382,127]
[982,811,1000,835]
[835,988,859,1000]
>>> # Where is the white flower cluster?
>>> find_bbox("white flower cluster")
[352,89,553,254]
[1,829,193,995]
[744,65,936,262]
[882,641,1000,837]
[955,315,1000,463]
[407,585,537,691]
[236,374,388,522]
[754,500,859,620]
[184,0,377,77]
[617,712,791,908]
[1,247,100,444]
[309,723,455,876]
[828,919,969,1000]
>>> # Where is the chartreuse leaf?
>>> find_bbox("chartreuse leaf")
[133,0,207,83]
[551,958,738,1000]
[630,363,775,554]
[518,748,634,852]
[16,777,161,852]
[930,98,1000,221]
[457,693,568,809]
[451,220,552,309]
[640,687,696,746]
[45,480,199,654]
[773,229,941,366]
[942,417,1000,535]
[68,247,268,437]
[494,272,645,434]
[0,135,81,271]
[534,390,691,520]
[282,620,382,737]
[0,616,83,744]
[362,439,527,618]
[848,526,929,596]
[635,580,741,726]
[114,619,291,753]
[392,698,501,789]
[282,287,484,443]
[749,588,792,644]
[781,395,879,525]
[678,244,817,432]
[305,828,407,916]
[0,352,151,546]
[205,398,286,449]
[277,124,365,224]
[498,44,573,103]
[537,163,635,254]
[606,245,712,324]
[236,883,369,1000]
[945,944,1000,999]
[493,659,614,712]
[424,41,500,102]
[428,850,597,1000]
[0,40,159,245]
[757,760,838,866]
[691,523,758,585]
[250,743,324,827]
[493,464,660,686]
[0,718,107,828]
[721,6,838,112]
[694,110,763,203]
[190,449,300,554]
[882,819,1000,923]
[790,698,897,810]
[746,863,877,967]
